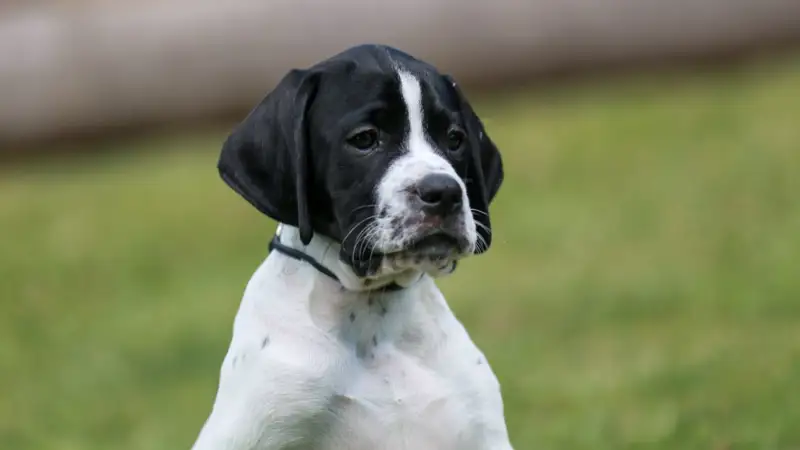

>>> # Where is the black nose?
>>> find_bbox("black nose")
[415,174,463,215]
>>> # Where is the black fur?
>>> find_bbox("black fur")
[218,44,503,266]
[444,75,503,253]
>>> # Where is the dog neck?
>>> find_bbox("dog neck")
[273,224,424,292]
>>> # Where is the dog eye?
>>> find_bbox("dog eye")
[446,127,465,152]
[347,128,379,151]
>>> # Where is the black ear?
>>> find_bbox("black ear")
[446,76,504,254]
[218,69,319,245]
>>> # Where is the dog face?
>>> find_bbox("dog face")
[219,45,503,279]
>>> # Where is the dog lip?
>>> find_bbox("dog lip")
[407,232,461,252]
[350,229,467,264]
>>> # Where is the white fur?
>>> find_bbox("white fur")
[192,225,513,450]
[372,71,478,257]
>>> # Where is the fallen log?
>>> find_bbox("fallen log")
[2,0,800,149]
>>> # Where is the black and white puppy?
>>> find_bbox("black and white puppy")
[193,44,512,450]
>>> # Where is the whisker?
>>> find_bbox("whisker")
[366,227,382,266]
[474,221,493,237]
[470,208,489,217]
[474,233,488,253]
[341,214,377,247]
[354,222,381,262]
[351,222,376,263]
[348,204,378,217]
[345,218,379,264]
[351,227,368,263]
[474,220,507,247]
[364,227,381,262]
[355,227,374,261]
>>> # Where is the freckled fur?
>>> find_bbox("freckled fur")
[192,227,512,450]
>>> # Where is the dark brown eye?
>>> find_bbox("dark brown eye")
[446,127,465,152]
[347,127,379,151]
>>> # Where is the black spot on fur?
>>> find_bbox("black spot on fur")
[261,336,270,349]
[356,344,367,359]
[402,216,419,228]
[391,227,403,240]
[349,312,356,322]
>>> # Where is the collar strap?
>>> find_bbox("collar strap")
[268,235,405,292]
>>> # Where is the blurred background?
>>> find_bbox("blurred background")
[2,0,800,448]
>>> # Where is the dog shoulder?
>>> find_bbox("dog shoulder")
[193,297,342,450]
[421,290,513,448]
[193,341,339,450]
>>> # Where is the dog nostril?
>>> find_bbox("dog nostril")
[419,189,443,205]
[415,174,463,214]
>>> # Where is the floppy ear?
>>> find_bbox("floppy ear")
[218,69,319,245]
[446,76,504,254]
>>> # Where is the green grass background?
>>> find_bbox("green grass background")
[2,54,799,449]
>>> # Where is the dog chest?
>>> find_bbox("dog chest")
[201,269,507,449]
[308,294,497,449]
[319,340,490,450]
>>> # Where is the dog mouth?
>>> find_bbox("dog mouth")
[345,228,468,278]
[392,232,465,260]
[408,233,459,252]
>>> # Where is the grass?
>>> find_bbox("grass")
[2,54,800,449]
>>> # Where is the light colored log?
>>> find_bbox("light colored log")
[2,0,800,146]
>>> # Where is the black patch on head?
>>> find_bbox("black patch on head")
[419,77,463,156]
[218,44,503,271]
[441,76,503,252]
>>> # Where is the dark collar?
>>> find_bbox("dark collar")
[268,235,406,292]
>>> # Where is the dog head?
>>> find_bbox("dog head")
[219,44,503,281]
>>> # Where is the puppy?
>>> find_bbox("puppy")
[192,44,512,450]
